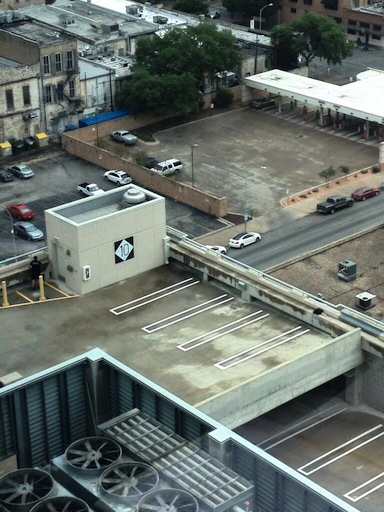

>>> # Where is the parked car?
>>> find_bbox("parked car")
[6,203,35,220]
[152,159,183,176]
[104,170,132,186]
[144,157,158,169]
[8,164,34,179]
[351,187,380,201]
[13,221,44,241]
[250,98,276,110]
[209,10,221,18]
[24,136,37,149]
[110,130,138,146]
[205,245,227,255]
[8,138,25,153]
[0,169,14,182]
[228,232,261,249]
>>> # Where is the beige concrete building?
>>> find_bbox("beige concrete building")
[45,185,168,294]
[0,17,81,138]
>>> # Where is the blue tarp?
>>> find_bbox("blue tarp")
[78,110,129,128]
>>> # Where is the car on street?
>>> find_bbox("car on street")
[351,187,380,201]
[6,203,35,220]
[228,232,261,248]
[0,169,14,182]
[104,170,132,186]
[8,163,34,179]
[13,221,44,241]
[110,130,138,146]
[204,245,227,255]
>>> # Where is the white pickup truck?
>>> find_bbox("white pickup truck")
[77,182,104,197]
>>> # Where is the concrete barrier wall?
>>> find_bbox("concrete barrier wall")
[62,129,228,218]
[196,329,363,428]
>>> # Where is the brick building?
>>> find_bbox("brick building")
[280,0,384,48]
[0,16,80,138]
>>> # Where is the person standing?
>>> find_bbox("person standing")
[29,256,41,290]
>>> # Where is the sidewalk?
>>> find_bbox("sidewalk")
[197,168,384,246]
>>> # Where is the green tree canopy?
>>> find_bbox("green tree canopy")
[115,69,200,117]
[172,0,209,15]
[116,24,240,116]
[270,13,354,67]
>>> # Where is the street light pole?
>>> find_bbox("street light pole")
[191,144,198,188]
[255,3,273,74]
[259,2,273,32]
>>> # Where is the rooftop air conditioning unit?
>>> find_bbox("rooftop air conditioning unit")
[355,292,377,310]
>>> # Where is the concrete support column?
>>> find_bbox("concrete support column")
[319,106,324,127]
[278,96,282,113]
[208,427,232,466]
[379,141,384,171]
[345,365,364,406]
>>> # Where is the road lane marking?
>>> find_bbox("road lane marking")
[262,405,348,450]
[142,295,233,333]
[298,424,384,475]
[110,278,198,315]
[215,327,309,370]
[345,471,384,502]
[178,310,266,351]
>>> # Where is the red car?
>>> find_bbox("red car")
[6,203,35,220]
[351,187,380,201]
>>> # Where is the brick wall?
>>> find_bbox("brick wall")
[62,128,228,218]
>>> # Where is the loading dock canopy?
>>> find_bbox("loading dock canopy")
[245,68,384,125]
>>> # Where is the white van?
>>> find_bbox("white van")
[152,158,183,176]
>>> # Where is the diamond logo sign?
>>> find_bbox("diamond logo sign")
[114,237,134,263]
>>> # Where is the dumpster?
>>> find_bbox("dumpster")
[0,141,12,156]
[35,132,49,147]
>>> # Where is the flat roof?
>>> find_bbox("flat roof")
[245,68,384,124]
[2,20,74,45]
[21,0,156,45]
[47,185,162,225]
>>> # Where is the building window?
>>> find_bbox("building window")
[22,85,31,106]
[373,24,381,32]
[333,16,342,23]
[321,0,338,10]
[5,89,14,110]
[43,55,51,74]
[372,34,381,40]
[66,50,74,70]
[55,53,62,72]
[69,80,75,98]
[359,22,369,29]
[57,82,64,100]
[45,85,52,103]
[348,19,357,26]
[291,7,297,12]
[347,29,356,35]
[303,0,313,5]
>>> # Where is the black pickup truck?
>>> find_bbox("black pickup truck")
[316,195,354,214]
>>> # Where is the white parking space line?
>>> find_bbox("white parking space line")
[178,310,265,352]
[345,471,384,502]
[142,294,234,333]
[215,327,309,370]
[109,278,198,315]
[261,405,348,451]
[298,424,384,476]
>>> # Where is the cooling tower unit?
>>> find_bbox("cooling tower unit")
[0,469,56,512]
[30,496,89,512]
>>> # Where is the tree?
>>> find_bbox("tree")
[270,13,354,67]
[118,24,241,116]
[172,0,209,15]
[338,165,350,179]
[115,69,200,117]
[319,166,336,186]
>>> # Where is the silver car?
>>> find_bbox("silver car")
[14,221,44,241]
[110,130,138,146]
[8,164,34,179]
[104,170,132,186]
